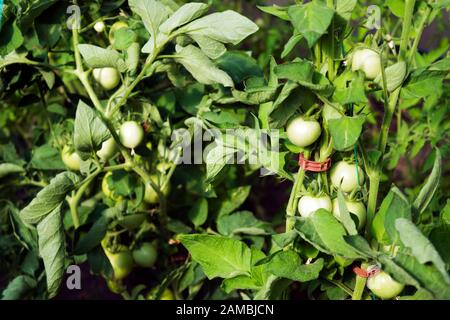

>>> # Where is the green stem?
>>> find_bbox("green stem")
[327,0,335,81]
[68,168,102,229]
[286,166,306,231]
[408,6,431,67]
[352,262,368,300]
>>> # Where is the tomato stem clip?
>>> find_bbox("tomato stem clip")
[353,265,381,278]
[298,154,332,172]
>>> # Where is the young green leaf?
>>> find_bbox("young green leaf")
[264,250,324,282]
[179,10,259,45]
[159,2,210,34]
[217,211,272,236]
[78,44,123,70]
[128,0,171,39]
[288,2,335,48]
[175,45,234,87]
[336,190,358,235]
[328,116,365,151]
[395,218,450,283]
[217,185,252,217]
[179,234,252,279]
[74,101,111,161]
[0,163,24,179]
[375,61,407,92]
[295,209,361,259]
[37,204,66,299]
[257,5,290,21]
[1,275,37,300]
[190,34,227,59]
[188,198,208,228]
[371,186,412,245]
[413,148,441,216]
[20,172,80,225]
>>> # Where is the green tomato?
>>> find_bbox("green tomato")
[61,145,81,171]
[332,198,367,231]
[286,117,322,148]
[147,288,175,300]
[102,172,123,201]
[132,242,158,268]
[367,270,405,300]
[352,48,381,80]
[119,121,144,149]
[144,175,171,204]
[104,248,134,281]
[93,67,120,91]
[97,138,118,161]
[94,21,106,33]
[330,161,365,193]
[109,21,129,44]
[298,195,332,218]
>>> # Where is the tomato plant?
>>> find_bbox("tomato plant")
[0,0,449,302]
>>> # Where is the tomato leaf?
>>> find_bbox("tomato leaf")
[37,204,66,299]
[78,44,124,70]
[288,2,335,48]
[20,172,80,225]
[216,186,251,217]
[336,190,358,235]
[128,0,171,41]
[371,186,411,245]
[0,163,24,179]
[188,198,209,228]
[179,10,258,45]
[1,275,37,300]
[328,115,365,151]
[413,148,441,217]
[217,211,273,236]
[74,101,111,161]
[263,250,324,282]
[395,218,450,283]
[295,209,361,259]
[159,2,210,35]
[179,234,253,279]
[175,45,234,87]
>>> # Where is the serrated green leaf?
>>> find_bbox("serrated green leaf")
[20,172,80,225]
[288,3,335,48]
[74,101,111,161]
[179,234,252,279]
[37,204,66,299]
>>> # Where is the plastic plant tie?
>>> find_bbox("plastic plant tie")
[353,265,381,278]
[298,154,332,172]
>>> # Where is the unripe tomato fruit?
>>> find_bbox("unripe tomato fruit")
[147,288,175,300]
[330,161,365,193]
[102,172,123,201]
[298,195,332,218]
[144,175,171,204]
[119,121,144,149]
[61,145,81,171]
[93,67,120,91]
[104,249,134,280]
[351,49,381,80]
[286,117,322,148]
[109,21,129,44]
[132,242,158,268]
[94,21,106,33]
[332,198,367,230]
[367,270,405,300]
[97,138,118,161]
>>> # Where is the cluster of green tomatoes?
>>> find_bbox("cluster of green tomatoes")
[285,48,404,300]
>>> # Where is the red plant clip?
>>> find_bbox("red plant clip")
[353,266,381,278]
[298,154,332,172]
